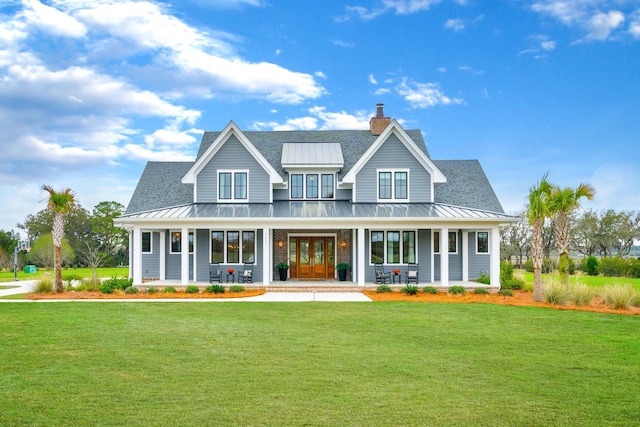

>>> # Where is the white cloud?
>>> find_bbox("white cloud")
[331,39,355,48]
[584,10,625,40]
[631,10,640,38]
[22,0,87,38]
[397,78,464,108]
[586,163,640,211]
[444,18,465,31]
[458,64,484,75]
[369,73,378,84]
[251,107,370,131]
[339,0,442,20]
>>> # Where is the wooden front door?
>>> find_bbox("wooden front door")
[289,237,335,279]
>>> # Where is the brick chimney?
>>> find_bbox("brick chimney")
[369,103,391,135]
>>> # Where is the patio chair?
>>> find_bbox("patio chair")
[209,263,222,283]
[405,263,419,285]
[238,262,254,283]
[374,263,391,284]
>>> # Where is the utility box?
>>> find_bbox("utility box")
[24,265,37,274]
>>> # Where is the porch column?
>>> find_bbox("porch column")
[262,228,271,286]
[351,228,357,283]
[462,231,469,282]
[357,227,366,286]
[132,227,142,286]
[490,226,500,287]
[159,231,166,281]
[181,227,189,285]
[128,230,133,280]
[440,227,449,287]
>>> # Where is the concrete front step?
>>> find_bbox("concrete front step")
[261,286,364,293]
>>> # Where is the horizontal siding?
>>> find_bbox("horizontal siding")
[468,232,490,279]
[196,134,271,203]
[356,133,432,203]
[141,231,160,279]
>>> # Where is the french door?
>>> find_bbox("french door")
[289,236,335,279]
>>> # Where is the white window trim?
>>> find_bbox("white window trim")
[169,230,194,254]
[376,168,410,202]
[217,170,249,203]
[434,231,458,254]
[289,172,336,200]
[209,229,257,265]
[476,231,490,255]
[369,230,418,265]
[141,231,153,254]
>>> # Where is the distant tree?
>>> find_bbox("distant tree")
[526,174,553,302]
[28,233,74,268]
[42,185,77,293]
[78,241,109,289]
[549,183,596,287]
[500,211,530,268]
[91,201,128,261]
[572,210,599,256]
[0,229,20,270]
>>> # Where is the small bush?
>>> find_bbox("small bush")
[501,278,525,290]
[376,284,392,293]
[477,274,491,285]
[543,280,570,305]
[163,286,177,294]
[205,284,226,294]
[523,258,555,273]
[229,285,245,293]
[499,289,513,297]
[99,276,133,294]
[400,284,419,295]
[124,286,139,294]
[600,284,636,310]
[598,257,629,277]
[500,261,514,282]
[185,285,200,294]
[422,286,438,294]
[146,287,159,294]
[474,287,489,295]
[449,285,466,295]
[34,277,54,293]
[569,282,595,306]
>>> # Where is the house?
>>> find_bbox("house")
[115,104,513,288]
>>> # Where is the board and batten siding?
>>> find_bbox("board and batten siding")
[141,231,160,279]
[196,135,271,203]
[467,232,490,280]
[355,133,432,203]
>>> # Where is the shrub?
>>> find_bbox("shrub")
[598,257,629,277]
[34,277,54,293]
[523,259,534,273]
[99,276,133,294]
[500,261,514,282]
[229,285,245,293]
[501,277,524,290]
[376,284,392,293]
[205,284,226,294]
[185,285,200,294]
[499,289,513,297]
[477,274,491,285]
[569,282,595,306]
[422,286,438,294]
[449,285,466,295]
[627,258,640,278]
[600,284,636,310]
[124,286,139,294]
[163,286,177,294]
[523,258,555,273]
[400,284,419,295]
[474,287,489,295]
[146,287,159,294]
[542,280,570,305]
[584,256,599,276]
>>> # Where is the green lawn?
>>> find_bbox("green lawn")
[1,303,638,426]
[0,267,129,283]
[519,270,640,290]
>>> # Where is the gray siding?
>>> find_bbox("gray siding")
[468,232,490,279]
[196,135,271,203]
[141,231,160,279]
[165,232,194,280]
[434,231,462,281]
[355,133,432,203]
[196,229,210,282]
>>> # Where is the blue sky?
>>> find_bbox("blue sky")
[1,0,639,233]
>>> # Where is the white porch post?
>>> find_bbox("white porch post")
[351,228,357,283]
[128,230,133,280]
[357,227,366,286]
[159,231,166,281]
[132,227,142,286]
[462,231,469,282]
[440,227,449,288]
[262,228,271,286]
[490,226,500,288]
[181,227,189,285]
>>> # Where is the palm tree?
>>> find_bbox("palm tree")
[526,174,553,302]
[549,183,595,288]
[42,185,77,293]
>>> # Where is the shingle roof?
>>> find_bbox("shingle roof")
[124,162,194,215]
[433,160,504,213]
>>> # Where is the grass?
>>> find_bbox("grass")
[0,267,129,283]
[1,303,639,426]
[521,270,640,290]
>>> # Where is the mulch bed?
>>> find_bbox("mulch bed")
[27,289,266,300]
[363,290,640,316]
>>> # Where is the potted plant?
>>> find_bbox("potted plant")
[276,262,289,281]
[336,263,350,281]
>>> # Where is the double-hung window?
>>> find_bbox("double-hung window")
[170,231,194,254]
[218,171,248,201]
[477,232,489,254]
[291,174,304,199]
[306,174,318,198]
[378,170,409,201]
[370,231,416,264]
[433,231,457,254]
[210,230,256,264]
[142,232,152,254]
[290,173,335,199]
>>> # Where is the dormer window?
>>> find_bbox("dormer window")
[219,171,248,202]
[290,173,335,200]
[378,169,409,201]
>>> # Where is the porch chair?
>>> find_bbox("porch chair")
[209,263,222,283]
[374,263,391,284]
[405,263,419,285]
[238,262,254,284]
